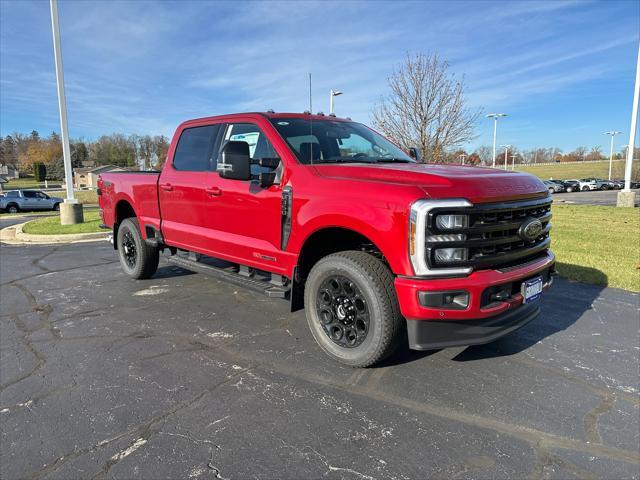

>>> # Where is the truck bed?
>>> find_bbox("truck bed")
[99,171,161,232]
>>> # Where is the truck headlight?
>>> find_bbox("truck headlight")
[436,214,469,230]
[434,247,468,262]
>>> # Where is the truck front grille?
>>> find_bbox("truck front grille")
[425,197,552,270]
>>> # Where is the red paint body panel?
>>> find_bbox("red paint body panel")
[98,112,554,323]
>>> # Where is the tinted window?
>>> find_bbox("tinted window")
[36,192,48,199]
[224,123,278,175]
[6,191,18,198]
[23,191,37,198]
[173,125,220,171]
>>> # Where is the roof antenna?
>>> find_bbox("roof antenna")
[309,72,314,165]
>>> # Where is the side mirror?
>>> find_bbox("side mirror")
[218,141,251,180]
[408,147,421,161]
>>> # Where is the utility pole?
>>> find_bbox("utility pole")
[50,0,82,224]
[487,113,507,168]
[510,154,517,170]
[500,144,511,170]
[329,89,342,115]
[604,131,622,180]
[618,42,639,207]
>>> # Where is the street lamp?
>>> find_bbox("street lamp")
[487,113,507,168]
[618,41,639,207]
[510,154,518,170]
[500,144,511,170]
[329,89,342,115]
[49,0,82,225]
[604,131,622,180]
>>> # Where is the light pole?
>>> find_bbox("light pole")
[618,42,639,207]
[50,0,82,224]
[329,89,342,115]
[500,144,511,170]
[604,131,621,180]
[487,113,507,168]
[510,154,518,170]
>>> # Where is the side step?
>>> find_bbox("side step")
[167,255,290,299]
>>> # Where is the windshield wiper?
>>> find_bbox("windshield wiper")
[374,157,413,163]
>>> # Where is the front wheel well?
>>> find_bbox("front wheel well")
[296,227,387,283]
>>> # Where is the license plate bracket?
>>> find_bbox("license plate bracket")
[522,276,543,303]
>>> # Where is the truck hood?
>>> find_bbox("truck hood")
[312,162,548,203]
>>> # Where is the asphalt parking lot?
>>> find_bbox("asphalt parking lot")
[1,241,639,479]
[552,188,640,206]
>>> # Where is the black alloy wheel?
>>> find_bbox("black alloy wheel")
[316,274,370,348]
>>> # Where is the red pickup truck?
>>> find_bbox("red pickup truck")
[98,112,555,367]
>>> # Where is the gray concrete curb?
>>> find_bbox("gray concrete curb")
[0,221,108,245]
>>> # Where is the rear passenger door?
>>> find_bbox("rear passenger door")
[158,123,223,253]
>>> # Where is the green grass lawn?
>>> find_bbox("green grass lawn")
[48,189,98,204]
[22,210,103,235]
[514,160,629,180]
[551,204,639,292]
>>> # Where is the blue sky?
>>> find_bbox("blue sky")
[1,0,638,152]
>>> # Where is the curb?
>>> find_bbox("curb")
[0,221,109,245]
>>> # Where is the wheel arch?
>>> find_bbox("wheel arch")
[291,226,391,312]
[113,199,137,249]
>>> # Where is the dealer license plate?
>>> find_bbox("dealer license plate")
[522,276,543,303]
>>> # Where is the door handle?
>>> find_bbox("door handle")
[160,183,173,191]
[206,187,222,196]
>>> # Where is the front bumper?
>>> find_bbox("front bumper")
[394,250,555,349]
[406,302,540,350]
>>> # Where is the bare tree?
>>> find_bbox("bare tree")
[372,53,480,162]
[474,146,493,165]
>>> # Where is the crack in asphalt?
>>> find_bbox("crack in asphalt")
[20,365,253,480]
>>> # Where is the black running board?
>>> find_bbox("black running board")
[167,255,290,299]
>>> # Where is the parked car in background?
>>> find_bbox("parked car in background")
[0,190,63,213]
[579,178,608,190]
[566,179,599,191]
[559,180,580,193]
[609,179,625,189]
[543,180,565,194]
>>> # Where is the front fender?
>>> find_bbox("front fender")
[290,199,413,276]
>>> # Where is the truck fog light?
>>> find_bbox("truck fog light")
[436,214,469,230]
[434,247,468,262]
[418,290,469,309]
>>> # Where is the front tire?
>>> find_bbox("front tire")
[53,203,60,211]
[304,251,403,367]
[117,217,159,279]
[582,186,589,191]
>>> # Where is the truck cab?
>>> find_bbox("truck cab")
[98,112,555,367]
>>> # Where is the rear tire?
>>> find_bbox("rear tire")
[566,187,573,193]
[7,204,19,214]
[117,217,159,279]
[582,186,589,191]
[304,251,403,367]
[548,188,554,194]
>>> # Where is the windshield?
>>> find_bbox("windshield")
[269,117,414,164]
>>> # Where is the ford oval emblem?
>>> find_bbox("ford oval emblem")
[519,218,543,241]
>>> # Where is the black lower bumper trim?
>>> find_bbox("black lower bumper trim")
[407,303,540,351]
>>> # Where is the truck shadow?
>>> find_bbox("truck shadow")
[452,265,607,362]
[380,265,607,366]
